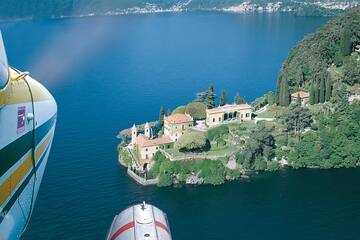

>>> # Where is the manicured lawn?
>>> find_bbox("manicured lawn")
[256,111,275,118]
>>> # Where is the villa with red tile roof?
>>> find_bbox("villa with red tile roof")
[129,123,173,167]
[164,113,194,141]
[291,91,310,106]
[129,113,194,164]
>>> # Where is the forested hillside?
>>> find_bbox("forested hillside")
[270,8,360,170]
[276,7,360,106]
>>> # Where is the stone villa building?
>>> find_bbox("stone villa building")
[129,123,172,164]
[206,103,252,127]
[129,103,253,165]
[129,113,194,163]
[164,113,194,141]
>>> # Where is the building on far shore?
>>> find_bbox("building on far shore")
[291,91,310,106]
[206,103,252,127]
[164,113,194,141]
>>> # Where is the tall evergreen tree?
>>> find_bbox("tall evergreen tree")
[283,103,313,134]
[334,50,343,67]
[195,91,207,103]
[234,92,246,104]
[267,91,275,105]
[296,94,302,105]
[220,90,227,106]
[298,71,304,87]
[205,85,216,109]
[319,77,326,103]
[275,77,282,105]
[281,78,290,107]
[325,73,332,102]
[340,27,352,57]
[309,84,315,105]
[159,106,165,128]
[314,84,319,104]
[332,83,349,115]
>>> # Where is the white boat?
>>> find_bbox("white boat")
[106,202,172,240]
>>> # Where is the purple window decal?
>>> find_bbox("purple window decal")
[17,106,26,134]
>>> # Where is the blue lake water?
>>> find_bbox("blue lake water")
[1,12,360,239]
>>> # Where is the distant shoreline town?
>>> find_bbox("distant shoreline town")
[1,0,360,22]
[76,1,359,18]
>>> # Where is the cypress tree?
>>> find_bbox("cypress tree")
[314,84,319,104]
[325,74,332,102]
[298,71,304,87]
[309,84,315,105]
[334,50,343,67]
[159,106,165,127]
[275,77,282,105]
[340,27,352,57]
[282,78,290,107]
[220,90,227,106]
[267,91,275,105]
[319,77,325,103]
[205,85,216,109]
[296,94,301,106]
[234,92,241,104]
[234,92,246,104]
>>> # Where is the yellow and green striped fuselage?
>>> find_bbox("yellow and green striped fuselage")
[0,68,57,240]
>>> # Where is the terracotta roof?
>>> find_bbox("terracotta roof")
[291,91,310,99]
[206,104,251,114]
[139,135,174,148]
[135,135,149,146]
[165,113,193,124]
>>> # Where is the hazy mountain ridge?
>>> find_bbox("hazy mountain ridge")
[0,0,359,20]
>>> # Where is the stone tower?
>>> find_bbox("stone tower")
[131,124,137,144]
[144,122,151,138]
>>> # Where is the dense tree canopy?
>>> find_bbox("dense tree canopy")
[289,102,360,168]
[172,105,186,114]
[278,7,360,94]
[243,123,276,169]
[194,85,216,109]
[283,102,313,133]
[343,56,360,86]
[185,102,207,120]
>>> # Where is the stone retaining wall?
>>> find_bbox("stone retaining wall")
[127,168,158,186]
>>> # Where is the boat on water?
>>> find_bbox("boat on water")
[0,31,57,239]
[106,202,172,240]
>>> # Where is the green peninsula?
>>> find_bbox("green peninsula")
[118,7,360,187]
